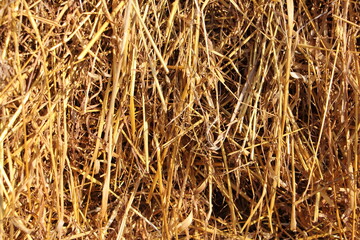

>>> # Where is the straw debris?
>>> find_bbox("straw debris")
[0,0,359,239]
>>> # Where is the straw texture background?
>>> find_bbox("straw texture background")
[0,0,359,239]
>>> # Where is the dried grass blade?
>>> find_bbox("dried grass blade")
[131,1,169,73]
[0,91,30,143]
[130,49,137,139]
[116,178,141,240]
[165,0,179,39]
[176,211,193,233]
[143,121,149,173]
[78,2,125,60]
[23,1,46,58]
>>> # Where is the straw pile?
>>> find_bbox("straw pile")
[0,0,359,239]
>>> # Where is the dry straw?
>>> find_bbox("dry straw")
[0,0,359,239]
